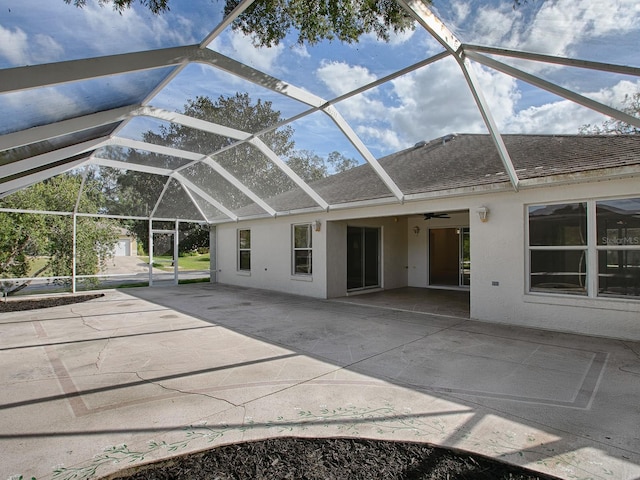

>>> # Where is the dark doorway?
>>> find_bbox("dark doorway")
[347,226,380,290]
[429,227,470,287]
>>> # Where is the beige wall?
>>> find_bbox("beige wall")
[217,214,327,298]
[216,174,640,340]
[407,211,470,287]
[468,179,640,340]
[325,216,408,297]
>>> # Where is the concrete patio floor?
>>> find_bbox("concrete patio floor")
[1,284,639,480]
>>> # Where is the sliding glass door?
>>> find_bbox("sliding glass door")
[347,226,380,290]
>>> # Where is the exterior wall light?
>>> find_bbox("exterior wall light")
[413,225,421,235]
[313,220,321,232]
[476,206,489,223]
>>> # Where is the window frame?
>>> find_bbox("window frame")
[237,228,251,272]
[595,198,640,298]
[292,223,312,276]
[526,197,640,300]
[527,202,589,296]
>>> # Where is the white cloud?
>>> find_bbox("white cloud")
[385,58,519,144]
[32,34,65,63]
[471,5,523,48]
[291,43,310,58]
[507,79,640,134]
[331,58,640,155]
[449,0,640,75]
[0,25,30,65]
[316,61,378,96]
[521,0,640,55]
[451,1,471,24]
[75,4,194,56]
[0,25,64,66]
[591,80,640,108]
[0,87,84,132]
[338,0,640,154]
[209,30,284,74]
[389,26,417,46]
[356,125,404,152]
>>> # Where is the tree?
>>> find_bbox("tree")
[66,0,415,45]
[225,0,414,46]
[287,149,359,179]
[65,0,168,14]
[66,0,534,46]
[0,174,120,295]
[105,94,295,251]
[579,92,640,135]
[106,93,358,251]
[327,150,359,173]
[105,94,358,246]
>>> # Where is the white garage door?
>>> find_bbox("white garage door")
[114,239,130,256]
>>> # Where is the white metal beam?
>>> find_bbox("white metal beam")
[458,58,520,190]
[180,182,211,223]
[93,155,275,219]
[323,105,405,201]
[172,173,238,221]
[134,106,252,141]
[132,107,276,216]
[466,51,640,131]
[149,178,172,219]
[109,137,203,162]
[397,0,519,191]
[195,49,326,109]
[0,137,107,178]
[0,45,198,94]
[199,0,257,48]
[395,0,461,54]
[463,45,640,78]
[199,157,277,216]
[0,105,138,151]
[91,157,173,177]
[0,157,89,197]
[109,133,276,216]
[191,53,406,201]
[248,137,330,211]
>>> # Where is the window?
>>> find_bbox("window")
[292,224,312,275]
[528,198,640,299]
[528,203,587,295]
[238,229,251,271]
[596,198,640,297]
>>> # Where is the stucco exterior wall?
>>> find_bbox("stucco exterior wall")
[325,216,408,296]
[469,178,640,341]
[214,175,639,340]
[216,215,327,298]
[407,211,470,287]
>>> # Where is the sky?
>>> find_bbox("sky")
[1,0,639,161]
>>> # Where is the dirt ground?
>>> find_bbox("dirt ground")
[0,293,104,312]
[109,437,560,480]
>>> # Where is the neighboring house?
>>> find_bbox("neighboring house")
[113,228,137,257]
[213,134,640,341]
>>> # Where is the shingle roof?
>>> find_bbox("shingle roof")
[234,134,640,217]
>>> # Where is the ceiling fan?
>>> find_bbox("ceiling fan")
[423,212,451,220]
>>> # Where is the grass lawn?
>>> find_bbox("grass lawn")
[28,257,50,277]
[142,254,210,271]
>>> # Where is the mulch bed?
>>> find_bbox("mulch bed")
[110,437,560,480]
[0,293,104,312]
